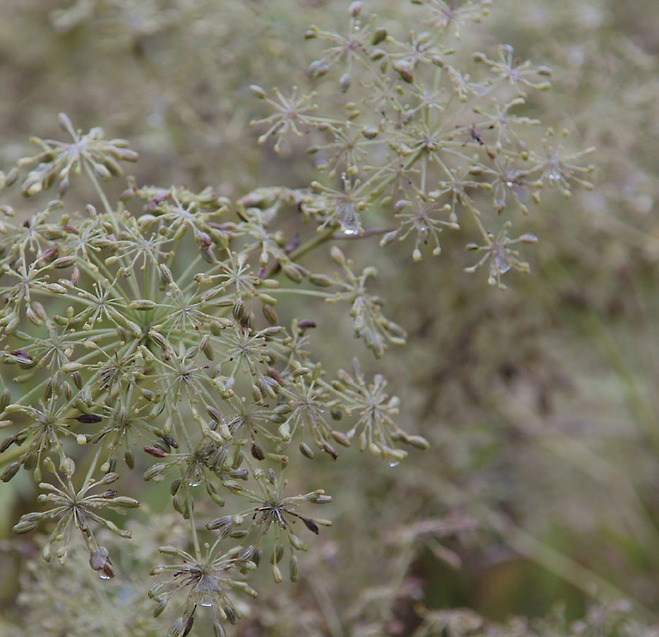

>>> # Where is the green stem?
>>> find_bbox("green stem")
[82,161,115,219]
[82,442,106,487]
[267,288,331,299]
[185,481,202,560]
[288,227,336,262]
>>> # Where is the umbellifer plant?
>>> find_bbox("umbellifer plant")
[0,1,593,634]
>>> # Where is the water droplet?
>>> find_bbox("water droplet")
[389,461,399,468]
[98,570,112,580]
[339,203,362,235]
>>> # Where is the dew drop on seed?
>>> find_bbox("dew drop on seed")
[389,460,399,468]
[342,222,361,235]
[339,203,362,235]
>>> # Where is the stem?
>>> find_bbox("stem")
[82,442,106,487]
[267,288,331,298]
[82,161,115,218]
[288,227,336,262]
[185,481,202,560]
[82,160,143,299]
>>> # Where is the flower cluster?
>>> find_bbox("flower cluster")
[252,0,594,285]
[0,111,425,633]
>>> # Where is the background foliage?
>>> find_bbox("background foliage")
[1,1,659,635]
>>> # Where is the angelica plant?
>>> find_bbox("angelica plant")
[0,109,423,634]
[251,0,594,285]
[0,1,595,635]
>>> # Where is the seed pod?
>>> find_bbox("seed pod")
[308,60,329,79]
[60,456,75,477]
[224,604,238,625]
[183,613,195,637]
[301,516,320,534]
[299,442,315,459]
[262,304,279,325]
[322,440,339,460]
[349,1,362,16]
[404,434,430,450]
[309,490,332,504]
[289,555,299,582]
[339,73,351,93]
[251,443,265,461]
[143,463,166,481]
[13,512,42,534]
[45,283,67,294]
[232,299,245,322]
[112,496,140,508]
[27,304,46,326]
[161,433,179,449]
[330,246,345,265]
[124,450,135,469]
[372,26,387,45]
[332,430,351,447]
[392,59,414,83]
[278,422,291,441]
[1,461,20,482]
[144,445,167,458]
[52,256,75,269]
[22,451,37,471]
[307,273,333,287]
[0,389,10,413]
[129,299,157,311]
[206,481,225,507]
[230,468,249,480]
[289,533,306,551]
[39,245,59,262]
[249,84,267,99]
[0,435,15,453]
[74,413,102,424]
[282,264,303,283]
[200,335,214,360]
[9,350,34,368]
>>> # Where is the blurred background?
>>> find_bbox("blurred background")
[2,0,659,634]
